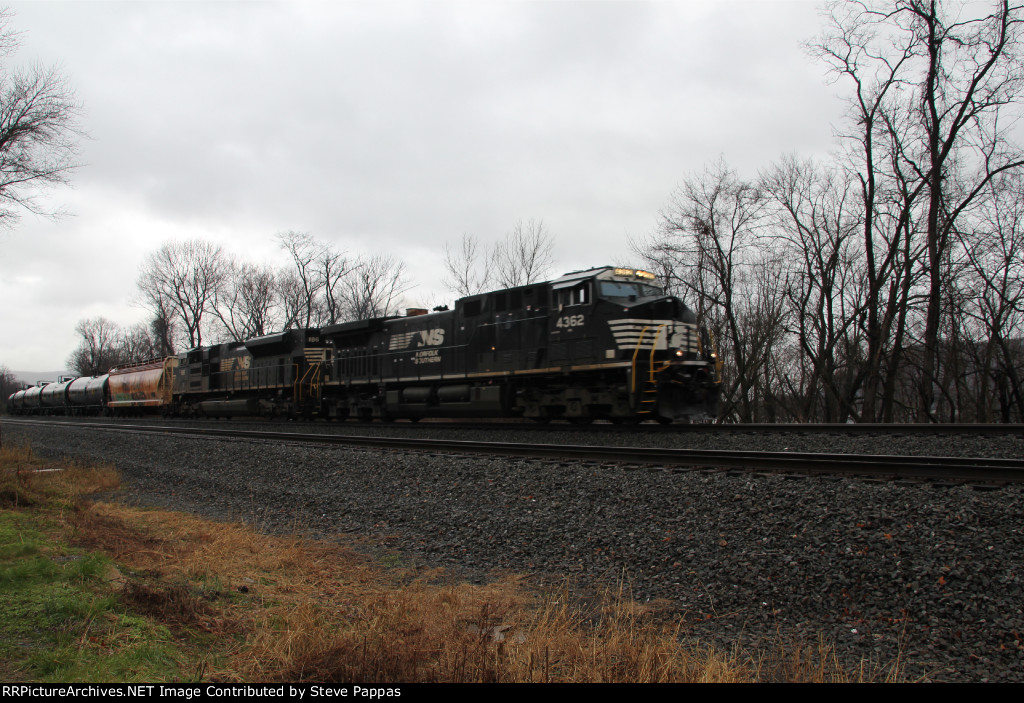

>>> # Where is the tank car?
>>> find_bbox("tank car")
[66,374,109,415]
[40,377,76,414]
[22,384,45,413]
[6,389,26,414]
[9,375,103,416]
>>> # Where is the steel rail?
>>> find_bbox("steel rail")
[668,422,1024,434]
[5,417,1022,483]
[5,415,1023,435]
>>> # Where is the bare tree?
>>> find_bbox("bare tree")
[277,231,328,329]
[118,323,158,364]
[276,269,307,331]
[491,219,556,289]
[443,233,491,297]
[67,318,159,376]
[342,253,412,320]
[148,294,176,357]
[441,220,555,296]
[137,239,228,349]
[815,0,1024,420]
[0,364,19,405]
[317,244,351,326]
[810,1,921,421]
[761,155,866,421]
[641,160,790,422]
[624,1,1024,425]
[957,173,1024,421]
[0,10,83,227]
[67,317,123,376]
[903,0,1024,419]
[274,230,352,328]
[213,260,280,341]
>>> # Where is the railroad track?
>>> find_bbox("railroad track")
[5,414,1023,435]
[5,417,1023,484]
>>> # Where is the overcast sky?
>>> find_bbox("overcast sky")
[0,0,844,373]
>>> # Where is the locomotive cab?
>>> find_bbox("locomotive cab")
[543,267,721,421]
[549,267,699,363]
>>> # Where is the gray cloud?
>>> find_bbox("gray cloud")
[1,0,840,371]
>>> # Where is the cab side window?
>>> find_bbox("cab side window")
[557,282,590,308]
[572,282,589,305]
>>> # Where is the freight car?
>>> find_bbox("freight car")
[7,267,722,423]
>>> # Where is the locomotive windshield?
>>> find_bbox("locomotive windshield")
[598,281,663,302]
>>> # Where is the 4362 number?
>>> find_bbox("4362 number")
[555,314,585,329]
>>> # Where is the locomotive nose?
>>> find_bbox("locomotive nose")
[621,295,697,325]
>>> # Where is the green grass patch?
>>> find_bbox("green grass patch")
[0,446,217,683]
[0,508,192,682]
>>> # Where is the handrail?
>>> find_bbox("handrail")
[648,324,667,383]
[295,361,323,405]
[630,326,650,394]
[630,323,669,394]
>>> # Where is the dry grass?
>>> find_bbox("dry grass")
[80,502,746,683]
[231,570,757,683]
[1,441,905,683]
[0,442,120,508]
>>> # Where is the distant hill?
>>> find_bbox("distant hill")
[11,370,72,387]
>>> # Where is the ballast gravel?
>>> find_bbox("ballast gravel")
[6,421,1024,683]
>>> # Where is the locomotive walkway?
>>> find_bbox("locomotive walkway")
[5,417,1023,484]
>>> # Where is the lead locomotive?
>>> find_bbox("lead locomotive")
[10,267,722,423]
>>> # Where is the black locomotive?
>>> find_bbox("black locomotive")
[9,267,722,423]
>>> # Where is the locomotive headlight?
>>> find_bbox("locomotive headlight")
[675,350,684,357]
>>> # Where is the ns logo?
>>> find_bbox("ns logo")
[389,327,446,351]
[417,328,445,346]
